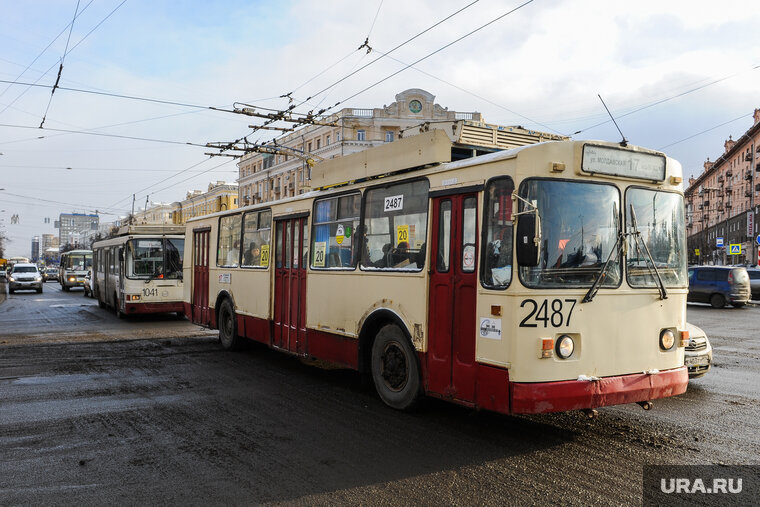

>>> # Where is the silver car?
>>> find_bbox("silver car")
[8,263,43,294]
[746,266,760,300]
[684,322,712,379]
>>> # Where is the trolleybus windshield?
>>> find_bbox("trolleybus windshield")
[126,238,184,279]
[625,188,687,287]
[64,253,92,271]
[519,179,620,288]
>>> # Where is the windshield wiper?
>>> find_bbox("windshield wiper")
[629,205,667,300]
[582,230,624,303]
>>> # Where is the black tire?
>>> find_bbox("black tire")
[37,287,42,294]
[8,288,13,294]
[62,285,70,292]
[732,302,745,308]
[710,293,725,309]
[371,324,422,410]
[218,298,243,351]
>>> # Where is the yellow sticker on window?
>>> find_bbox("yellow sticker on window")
[259,245,270,266]
[396,225,409,246]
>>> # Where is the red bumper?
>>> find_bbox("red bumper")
[510,366,688,414]
[124,301,185,315]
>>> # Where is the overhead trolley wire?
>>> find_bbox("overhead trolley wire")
[39,0,82,128]
[319,0,535,117]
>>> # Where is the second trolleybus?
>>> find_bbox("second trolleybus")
[91,225,185,317]
[183,130,689,415]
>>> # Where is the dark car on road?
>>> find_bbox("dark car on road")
[687,265,750,308]
[746,266,760,300]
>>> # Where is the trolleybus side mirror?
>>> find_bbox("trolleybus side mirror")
[516,213,542,267]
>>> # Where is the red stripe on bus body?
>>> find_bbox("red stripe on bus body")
[509,366,688,414]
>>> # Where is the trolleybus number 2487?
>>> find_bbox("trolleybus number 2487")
[519,298,577,328]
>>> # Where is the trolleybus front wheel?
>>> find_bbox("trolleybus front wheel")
[218,298,243,351]
[371,324,422,411]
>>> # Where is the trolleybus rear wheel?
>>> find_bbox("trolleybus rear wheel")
[218,298,243,351]
[371,324,422,411]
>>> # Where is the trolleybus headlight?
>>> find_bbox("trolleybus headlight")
[555,335,574,359]
[659,329,676,350]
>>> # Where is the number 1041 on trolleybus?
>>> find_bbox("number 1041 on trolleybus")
[183,130,689,416]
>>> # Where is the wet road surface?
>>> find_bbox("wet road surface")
[1,287,759,504]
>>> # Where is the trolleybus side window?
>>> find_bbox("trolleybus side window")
[311,192,360,269]
[481,177,514,288]
[242,210,271,268]
[518,179,620,288]
[217,214,242,267]
[625,187,687,287]
[360,179,429,271]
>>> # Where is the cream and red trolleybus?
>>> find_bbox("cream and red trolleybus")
[92,225,185,317]
[183,130,689,415]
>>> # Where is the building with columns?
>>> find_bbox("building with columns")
[685,108,760,265]
[133,202,176,225]
[172,181,239,225]
[236,89,485,205]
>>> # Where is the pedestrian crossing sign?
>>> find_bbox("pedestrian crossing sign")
[729,244,741,255]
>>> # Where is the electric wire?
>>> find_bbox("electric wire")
[0,0,127,118]
[39,0,81,128]
[0,0,94,101]
[318,0,534,118]
[289,0,480,112]
[374,47,563,135]
[569,64,760,137]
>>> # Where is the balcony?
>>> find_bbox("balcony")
[746,152,753,162]
[745,190,752,198]
[725,201,732,209]
[725,188,732,194]
[726,170,732,177]
[718,175,724,183]
[745,170,753,180]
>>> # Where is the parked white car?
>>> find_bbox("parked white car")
[684,322,712,379]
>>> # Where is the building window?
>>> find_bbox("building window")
[336,131,341,142]
[385,130,394,143]
[316,139,321,149]
[357,129,366,141]
[308,142,312,152]
[326,135,331,146]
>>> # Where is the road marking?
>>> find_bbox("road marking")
[50,303,98,308]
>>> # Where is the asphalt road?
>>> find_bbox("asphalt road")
[1,286,759,505]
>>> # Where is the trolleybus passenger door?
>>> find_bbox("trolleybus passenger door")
[427,194,478,402]
[273,217,308,354]
[192,228,211,325]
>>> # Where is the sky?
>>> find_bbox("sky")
[1,0,759,257]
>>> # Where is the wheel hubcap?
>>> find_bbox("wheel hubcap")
[381,343,408,392]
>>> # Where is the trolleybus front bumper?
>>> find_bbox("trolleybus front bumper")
[124,302,185,315]
[510,366,688,414]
